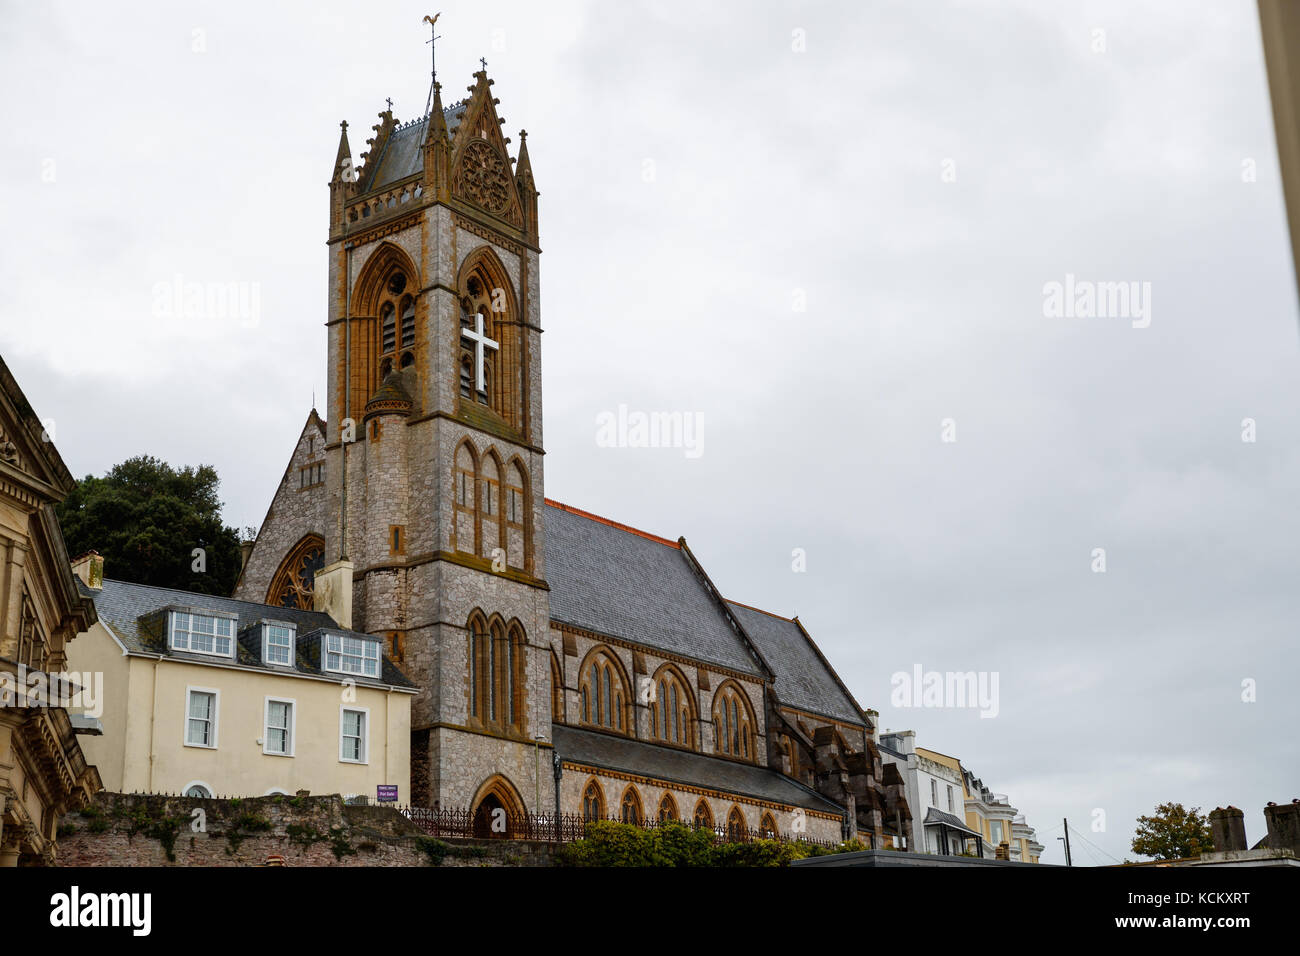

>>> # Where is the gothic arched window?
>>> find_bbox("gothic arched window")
[578,649,628,734]
[267,534,326,610]
[713,682,756,760]
[760,812,778,840]
[452,439,478,554]
[648,665,696,748]
[726,806,747,841]
[346,243,420,419]
[549,653,563,722]
[620,787,644,825]
[693,800,713,830]
[658,792,679,823]
[456,248,521,430]
[582,781,605,822]
[468,612,525,733]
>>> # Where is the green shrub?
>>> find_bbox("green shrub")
[416,836,449,865]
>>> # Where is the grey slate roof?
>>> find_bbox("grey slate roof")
[725,601,864,726]
[542,503,764,677]
[923,807,980,836]
[88,578,416,689]
[367,104,463,191]
[553,724,842,815]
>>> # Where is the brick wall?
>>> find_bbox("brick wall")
[56,792,554,867]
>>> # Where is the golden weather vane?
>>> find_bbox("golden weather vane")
[423,13,442,116]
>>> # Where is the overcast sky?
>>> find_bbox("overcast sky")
[3,0,1298,864]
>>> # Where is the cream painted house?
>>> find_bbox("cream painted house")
[68,559,417,802]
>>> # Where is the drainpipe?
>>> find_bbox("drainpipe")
[147,653,163,792]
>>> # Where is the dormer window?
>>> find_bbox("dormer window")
[170,611,235,658]
[324,633,380,678]
[263,623,296,666]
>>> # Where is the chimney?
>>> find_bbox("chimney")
[1209,806,1248,852]
[1264,800,1300,854]
[71,551,103,590]
[896,730,916,755]
[312,559,354,629]
[239,540,255,573]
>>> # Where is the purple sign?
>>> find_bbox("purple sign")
[377,785,398,803]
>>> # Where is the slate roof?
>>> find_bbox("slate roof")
[367,104,463,192]
[725,601,864,726]
[87,578,416,690]
[923,807,981,836]
[542,502,764,677]
[553,724,842,815]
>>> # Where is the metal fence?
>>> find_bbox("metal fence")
[395,805,839,847]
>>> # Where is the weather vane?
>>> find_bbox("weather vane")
[423,13,442,117]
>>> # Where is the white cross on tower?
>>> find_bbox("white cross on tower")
[462,312,499,392]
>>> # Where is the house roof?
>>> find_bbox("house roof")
[725,601,865,726]
[86,578,417,690]
[553,724,842,816]
[923,807,981,836]
[542,501,765,677]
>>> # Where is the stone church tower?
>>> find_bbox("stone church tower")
[293,66,549,814]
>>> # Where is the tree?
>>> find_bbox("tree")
[1130,803,1213,861]
[56,455,243,596]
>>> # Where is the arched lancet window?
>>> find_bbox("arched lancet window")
[549,652,563,722]
[267,534,326,610]
[713,682,756,760]
[347,243,421,419]
[468,613,525,732]
[582,780,605,822]
[620,787,644,825]
[479,452,502,561]
[648,665,696,748]
[578,649,629,734]
[726,806,747,841]
[760,812,778,840]
[452,439,478,554]
[505,458,531,573]
[693,800,713,830]
[456,248,521,430]
[658,792,679,823]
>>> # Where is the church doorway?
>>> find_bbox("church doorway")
[469,774,526,839]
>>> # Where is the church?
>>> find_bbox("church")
[232,50,912,848]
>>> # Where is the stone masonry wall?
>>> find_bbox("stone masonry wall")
[56,792,554,867]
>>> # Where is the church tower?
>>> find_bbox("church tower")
[320,58,549,815]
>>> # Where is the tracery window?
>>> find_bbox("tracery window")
[693,800,713,830]
[267,534,326,610]
[456,250,521,431]
[647,666,695,748]
[578,650,628,734]
[712,682,755,760]
[582,781,605,822]
[726,806,747,841]
[760,812,778,840]
[459,277,496,407]
[658,793,679,823]
[620,787,644,825]
[376,271,416,380]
